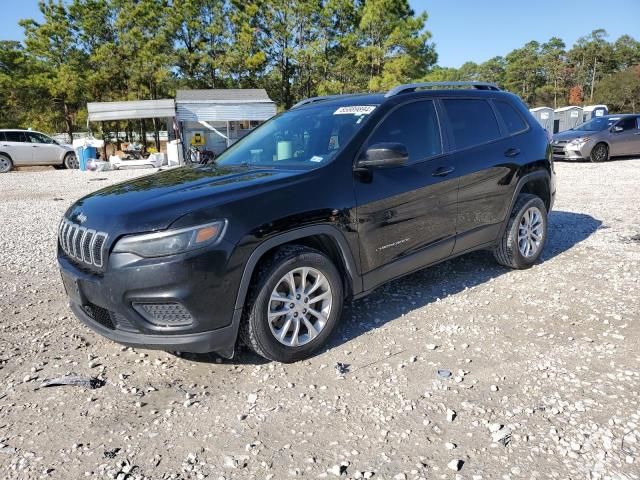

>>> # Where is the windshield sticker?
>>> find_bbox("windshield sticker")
[310,156,324,163]
[334,106,376,115]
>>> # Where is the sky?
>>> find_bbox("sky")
[2,0,639,68]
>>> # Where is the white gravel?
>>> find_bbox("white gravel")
[0,161,639,479]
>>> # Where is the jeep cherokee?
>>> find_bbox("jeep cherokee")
[58,81,556,363]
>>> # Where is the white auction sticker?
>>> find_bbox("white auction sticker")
[334,105,376,115]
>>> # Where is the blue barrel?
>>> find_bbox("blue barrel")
[79,146,97,171]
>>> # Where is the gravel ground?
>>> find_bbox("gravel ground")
[0,161,639,480]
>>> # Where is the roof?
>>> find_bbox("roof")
[555,106,583,112]
[87,99,176,122]
[530,107,554,112]
[176,89,274,104]
[583,104,608,112]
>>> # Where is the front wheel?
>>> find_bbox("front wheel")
[589,143,609,163]
[494,194,548,269]
[240,245,344,363]
[64,153,79,169]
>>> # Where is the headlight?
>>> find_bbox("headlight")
[568,136,590,147]
[112,220,227,258]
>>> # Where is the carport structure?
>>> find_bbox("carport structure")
[175,89,277,155]
[86,99,177,154]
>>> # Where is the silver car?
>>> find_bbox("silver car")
[0,129,78,173]
[552,114,640,162]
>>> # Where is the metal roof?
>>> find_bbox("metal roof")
[554,106,583,112]
[87,99,176,122]
[176,89,274,104]
[176,103,277,122]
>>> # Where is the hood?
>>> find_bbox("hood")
[65,164,306,235]
[552,129,593,142]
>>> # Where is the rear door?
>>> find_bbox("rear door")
[441,98,524,253]
[1,131,33,165]
[26,132,63,165]
[354,99,458,289]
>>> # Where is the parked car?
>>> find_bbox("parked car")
[0,129,78,173]
[57,81,555,363]
[552,114,640,162]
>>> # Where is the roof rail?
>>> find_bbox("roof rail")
[291,92,371,109]
[291,95,347,109]
[385,81,501,97]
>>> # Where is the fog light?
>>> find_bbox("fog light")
[133,302,193,327]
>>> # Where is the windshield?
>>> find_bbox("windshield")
[575,117,619,132]
[215,104,377,169]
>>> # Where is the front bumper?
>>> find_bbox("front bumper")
[552,142,592,161]
[58,239,244,358]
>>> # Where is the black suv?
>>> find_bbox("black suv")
[58,82,555,363]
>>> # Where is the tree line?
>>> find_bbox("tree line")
[426,29,640,113]
[0,0,639,141]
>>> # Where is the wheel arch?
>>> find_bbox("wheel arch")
[233,226,362,312]
[498,169,552,240]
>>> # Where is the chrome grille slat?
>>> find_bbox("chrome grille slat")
[58,219,108,269]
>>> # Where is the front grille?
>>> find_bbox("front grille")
[58,219,108,268]
[133,303,193,327]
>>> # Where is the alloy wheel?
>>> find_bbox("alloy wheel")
[518,206,544,258]
[0,157,11,173]
[592,144,607,162]
[268,267,333,347]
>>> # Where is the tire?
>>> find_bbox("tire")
[589,143,609,163]
[240,245,344,363]
[0,154,13,173]
[494,193,548,269]
[64,153,79,169]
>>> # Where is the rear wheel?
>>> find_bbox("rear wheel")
[589,143,608,162]
[64,153,79,169]
[0,154,13,173]
[240,245,343,363]
[494,194,548,269]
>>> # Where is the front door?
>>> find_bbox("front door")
[610,116,640,156]
[26,132,62,165]
[354,100,458,290]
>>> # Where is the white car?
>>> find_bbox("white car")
[0,129,78,173]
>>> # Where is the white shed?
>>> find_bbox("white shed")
[554,106,583,133]
[176,89,277,153]
[582,104,608,122]
[529,107,554,135]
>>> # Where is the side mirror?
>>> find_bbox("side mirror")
[611,125,623,133]
[357,142,408,169]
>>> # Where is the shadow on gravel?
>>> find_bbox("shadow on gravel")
[184,210,601,364]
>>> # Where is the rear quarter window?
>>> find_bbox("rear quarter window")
[494,100,528,134]
[442,99,501,150]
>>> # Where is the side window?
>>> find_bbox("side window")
[442,99,501,150]
[0,132,5,142]
[27,132,54,144]
[616,117,637,131]
[494,100,527,134]
[366,100,441,163]
[4,131,25,142]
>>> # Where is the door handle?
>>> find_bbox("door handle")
[32,145,39,147]
[504,148,520,158]
[432,166,455,177]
